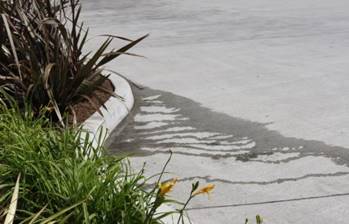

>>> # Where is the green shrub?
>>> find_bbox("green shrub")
[0,102,165,223]
[0,0,146,124]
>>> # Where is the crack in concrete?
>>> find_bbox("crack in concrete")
[178,171,349,185]
[186,191,349,210]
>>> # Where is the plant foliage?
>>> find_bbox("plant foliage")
[0,99,167,223]
[0,0,146,124]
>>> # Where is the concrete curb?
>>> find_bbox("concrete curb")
[82,74,134,146]
[81,75,188,224]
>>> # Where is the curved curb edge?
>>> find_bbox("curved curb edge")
[82,74,134,147]
[81,75,188,224]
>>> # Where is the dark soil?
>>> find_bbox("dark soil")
[71,78,114,124]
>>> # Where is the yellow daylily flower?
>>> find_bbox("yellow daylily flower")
[193,183,215,198]
[159,178,178,196]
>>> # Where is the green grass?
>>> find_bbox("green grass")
[0,102,169,223]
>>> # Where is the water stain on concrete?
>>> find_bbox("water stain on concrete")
[106,87,349,223]
[107,87,349,168]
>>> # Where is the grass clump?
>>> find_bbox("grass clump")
[0,102,164,223]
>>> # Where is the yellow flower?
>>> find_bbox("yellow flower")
[193,183,215,198]
[159,178,178,196]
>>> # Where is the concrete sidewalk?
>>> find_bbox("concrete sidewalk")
[82,0,349,223]
[108,87,349,224]
[83,0,349,148]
